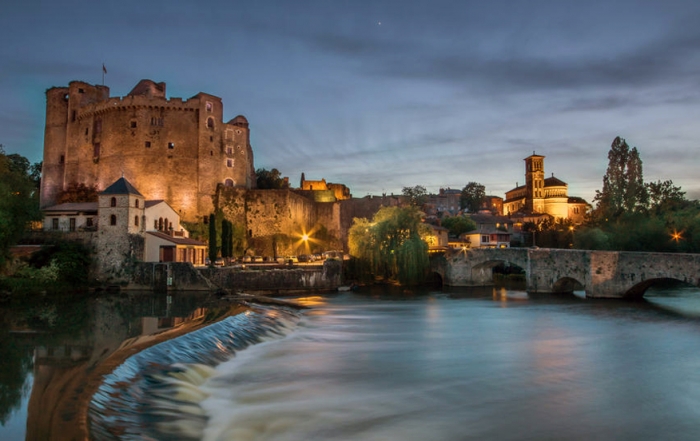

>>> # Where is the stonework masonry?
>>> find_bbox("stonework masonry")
[41,80,256,222]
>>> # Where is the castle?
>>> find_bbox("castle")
[41,79,256,222]
[503,153,589,222]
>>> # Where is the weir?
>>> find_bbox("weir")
[89,304,302,440]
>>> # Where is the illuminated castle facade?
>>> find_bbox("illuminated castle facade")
[503,154,589,222]
[40,79,256,221]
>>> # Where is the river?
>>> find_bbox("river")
[2,284,700,440]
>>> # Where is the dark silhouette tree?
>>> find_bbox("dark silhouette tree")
[592,136,647,222]
[460,182,486,213]
[402,185,428,207]
[208,213,217,264]
[255,168,289,189]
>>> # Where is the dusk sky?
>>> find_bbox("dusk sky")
[2,0,699,202]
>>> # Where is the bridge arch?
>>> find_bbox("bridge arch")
[552,277,585,293]
[623,277,700,300]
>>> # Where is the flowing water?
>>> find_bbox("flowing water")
[3,285,700,440]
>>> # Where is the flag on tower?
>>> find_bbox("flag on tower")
[102,64,107,74]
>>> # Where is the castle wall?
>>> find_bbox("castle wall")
[41,80,255,222]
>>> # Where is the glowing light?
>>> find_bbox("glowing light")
[670,229,683,242]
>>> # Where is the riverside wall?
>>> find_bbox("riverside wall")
[124,261,342,293]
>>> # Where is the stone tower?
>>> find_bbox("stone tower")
[95,177,146,280]
[40,79,257,222]
[524,153,545,213]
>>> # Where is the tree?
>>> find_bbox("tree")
[0,147,42,267]
[255,168,289,189]
[57,182,99,203]
[348,206,430,285]
[402,185,428,207]
[460,182,486,213]
[592,136,647,222]
[441,216,477,237]
[208,213,217,264]
[645,180,686,214]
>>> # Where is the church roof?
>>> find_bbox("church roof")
[42,202,98,213]
[100,177,143,196]
[544,176,567,187]
[146,231,206,246]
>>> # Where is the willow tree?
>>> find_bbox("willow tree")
[348,206,430,285]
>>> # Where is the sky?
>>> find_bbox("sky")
[1,0,699,202]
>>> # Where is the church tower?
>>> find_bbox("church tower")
[524,153,545,213]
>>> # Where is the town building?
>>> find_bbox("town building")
[503,153,589,223]
[43,177,207,278]
[40,79,256,222]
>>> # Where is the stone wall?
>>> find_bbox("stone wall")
[124,261,342,293]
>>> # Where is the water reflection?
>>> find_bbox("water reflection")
[2,283,700,440]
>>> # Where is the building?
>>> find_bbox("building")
[298,173,352,202]
[40,79,256,222]
[503,153,589,223]
[43,177,207,278]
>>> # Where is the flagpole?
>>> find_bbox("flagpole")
[102,63,106,86]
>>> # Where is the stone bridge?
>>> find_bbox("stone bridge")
[433,248,700,299]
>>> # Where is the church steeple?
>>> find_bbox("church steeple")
[524,153,545,212]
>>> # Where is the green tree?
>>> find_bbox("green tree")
[645,180,686,214]
[256,168,289,189]
[348,206,430,285]
[441,216,477,237]
[460,182,486,213]
[592,136,647,222]
[208,213,217,264]
[0,147,42,268]
[402,185,428,207]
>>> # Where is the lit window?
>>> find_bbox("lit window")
[168,142,174,149]
[206,101,213,112]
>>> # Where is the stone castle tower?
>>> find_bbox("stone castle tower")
[41,79,256,222]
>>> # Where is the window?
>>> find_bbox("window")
[86,218,93,227]
[85,127,88,136]
[60,155,65,164]
[134,215,139,226]
[78,88,84,94]
[158,218,163,231]
[71,111,76,122]
[210,136,213,142]
[226,147,232,155]
[168,142,174,149]
[69,218,76,232]
[226,159,233,168]
[130,121,137,128]
[110,197,116,207]
[94,118,102,134]
[207,117,214,128]
[110,214,117,226]
[135,199,139,208]
[150,117,163,126]
[93,142,100,157]
[225,179,234,187]
[154,220,158,229]
[52,218,59,230]
[481,235,490,243]
[145,141,151,148]
[206,101,213,112]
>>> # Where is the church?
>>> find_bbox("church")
[503,154,589,223]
